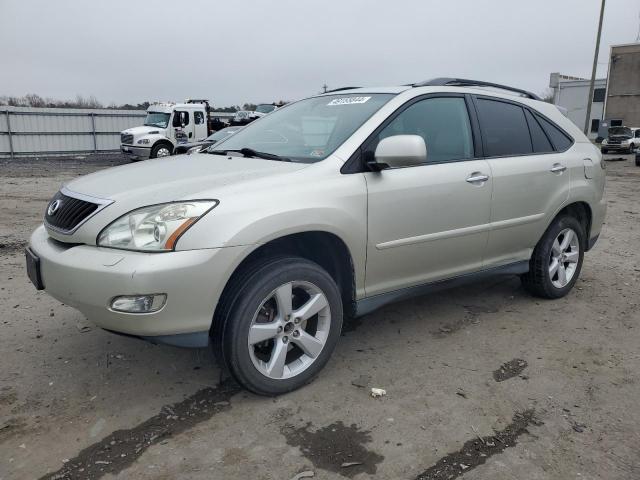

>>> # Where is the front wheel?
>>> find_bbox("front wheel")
[216,257,343,395]
[150,143,173,159]
[521,215,585,299]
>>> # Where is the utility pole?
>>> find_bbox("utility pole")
[584,0,606,135]
[321,83,328,94]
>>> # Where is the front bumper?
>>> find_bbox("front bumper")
[29,225,249,345]
[602,144,631,152]
[120,145,151,159]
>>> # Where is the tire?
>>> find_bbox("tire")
[635,155,640,167]
[521,215,585,299]
[601,148,608,154]
[150,143,173,159]
[214,256,343,395]
[629,144,635,154]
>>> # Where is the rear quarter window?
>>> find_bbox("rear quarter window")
[534,114,573,152]
[524,110,554,153]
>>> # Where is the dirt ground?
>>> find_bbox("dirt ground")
[0,153,638,480]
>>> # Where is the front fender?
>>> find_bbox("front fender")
[175,171,368,295]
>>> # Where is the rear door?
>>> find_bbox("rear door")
[364,95,493,296]
[474,96,572,267]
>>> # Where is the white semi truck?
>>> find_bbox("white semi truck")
[120,100,225,160]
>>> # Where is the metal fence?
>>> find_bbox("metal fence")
[0,106,146,158]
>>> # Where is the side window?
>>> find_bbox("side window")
[172,111,190,127]
[635,130,640,138]
[534,114,572,152]
[194,111,204,125]
[524,110,554,153]
[372,97,473,163]
[592,88,605,103]
[475,98,532,156]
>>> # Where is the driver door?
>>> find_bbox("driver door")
[172,110,193,143]
[364,95,493,296]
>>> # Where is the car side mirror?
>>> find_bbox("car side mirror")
[372,135,427,170]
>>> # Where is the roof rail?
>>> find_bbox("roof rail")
[413,77,541,100]
[323,86,360,93]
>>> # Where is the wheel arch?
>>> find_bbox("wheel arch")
[151,139,174,154]
[548,201,593,250]
[211,230,357,337]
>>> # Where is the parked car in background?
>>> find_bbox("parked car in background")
[231,103,279,126]
[28,78,606,395]
[601,126,640,154]
[120,99,220,160]
[174,126,244,155]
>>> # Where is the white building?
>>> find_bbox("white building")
[549,73,607,139]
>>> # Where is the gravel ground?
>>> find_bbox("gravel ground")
[0,153,639,480]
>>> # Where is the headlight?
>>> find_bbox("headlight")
[602,139,608,145]
[97,201,218,251]
[187,146,202,155]
[137,139,150,144]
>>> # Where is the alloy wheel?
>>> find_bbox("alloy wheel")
[248,281,331,380]
[549,228,580,288]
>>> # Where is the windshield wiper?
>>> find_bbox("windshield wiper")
[208,147,291,162]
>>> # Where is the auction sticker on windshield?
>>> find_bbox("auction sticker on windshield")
[327,96,371,106]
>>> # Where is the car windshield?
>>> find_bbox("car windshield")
[609,127,631,137]
[206,127,241,142]
[255,104,276,114]
[212,93,394,162]
[144,112,171,128]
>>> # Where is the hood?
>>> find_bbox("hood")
[121,125,163,136]
[64,153,308,205]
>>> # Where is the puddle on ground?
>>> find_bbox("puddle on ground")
[493,359,528,382]
[40,382,240,480]
[415,410,540,480]
[280,420,384,478]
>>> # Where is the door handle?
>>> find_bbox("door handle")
[550,163,567,173]
[466,173,489,184]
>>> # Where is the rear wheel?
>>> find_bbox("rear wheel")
[215,257,343,395]
[521,215,585,299]
[150,143,173,159]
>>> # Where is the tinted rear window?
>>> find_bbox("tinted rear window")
[476,99,532,156]
[535,114,573,151]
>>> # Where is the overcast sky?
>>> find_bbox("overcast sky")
[1,0,638,107]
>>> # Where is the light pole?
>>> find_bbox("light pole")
[584,0,606,135]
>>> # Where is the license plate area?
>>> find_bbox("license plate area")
[25,247,44,290]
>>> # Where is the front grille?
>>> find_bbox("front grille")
[121,133,134,145]
[45,191,99,233]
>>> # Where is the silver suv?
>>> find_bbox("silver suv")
[27,78,606,395]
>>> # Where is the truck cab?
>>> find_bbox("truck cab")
[120,101,213,160]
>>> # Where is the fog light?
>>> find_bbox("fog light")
[110,294,166,313]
